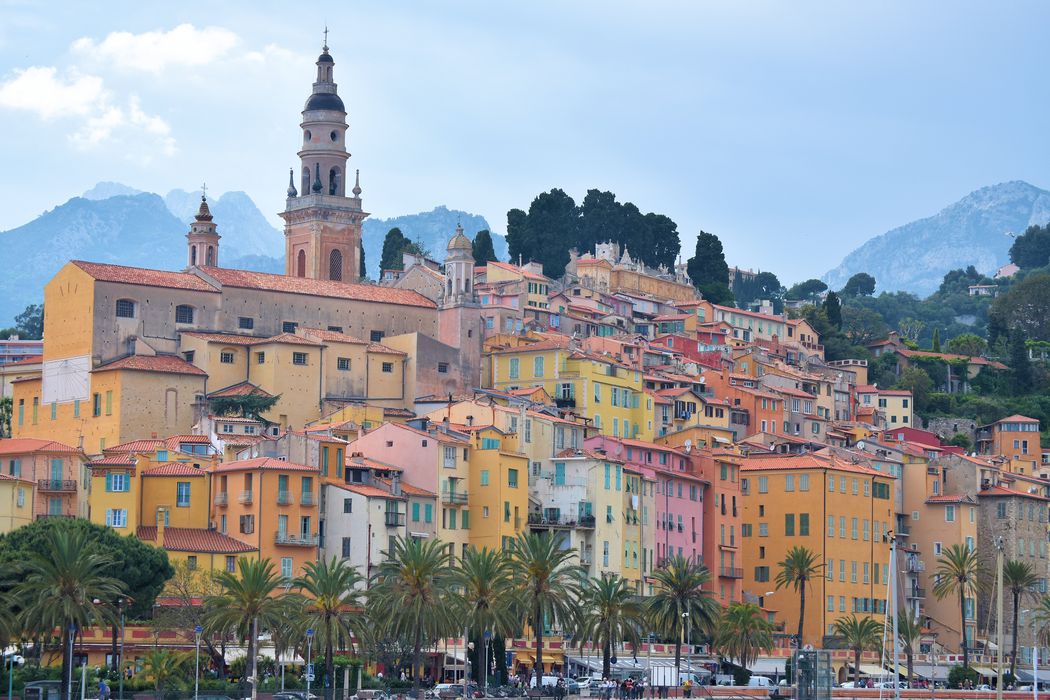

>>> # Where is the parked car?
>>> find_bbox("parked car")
[275,693,321,700]
[565,679,581,695]
[874,681,908,690]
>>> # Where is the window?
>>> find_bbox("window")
[382,362,393,373]
[92,392,102,417]
[851,561,858,583]
[220,351,235,364]
[292,352,308,365]
[759,523,768,537]
[758,476,768,493]
[480,470,490,486]
[107,472,129,492]
[176,482,191,507]
[186,555,198,571]
[281,558,293,580]
[508,358,520,379]
[826,559,834,580]
[785,514,795,536]
[851,517,858,540]
[235,316,254,330]
[370,330,384,342]
[283,321,298,333]
[115,299,135,318]
[785,475,795,492]
[240,514,255,533]
[945,505,956,522]
[534,356,544,377]
[508,469,519,488]
[175,305,194,324]
[437,362,449,374]
[424,504,434,523]
[755,566,770,582]
[839,560,845,582]
[341,537,352,558]
[105,509,128,528]
[337,357,351,371]
[800,474,810,491]
[799,513,810,536]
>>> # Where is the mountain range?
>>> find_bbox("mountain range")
[0,183,503,326]
[823,180,1050,296]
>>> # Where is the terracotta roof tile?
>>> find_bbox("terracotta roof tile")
[925,494,976,505]
[213,457,317,473]
[72,260,218,292]
[137,526,257,553]
[367,342,407,355]
[0,438,81,456]
[88,454,137,467]
[340,483,402,499]
[994,414,1040,424]
[1,357,42,367]
[199,266,437,308]
[105,439,166,453]
[298,327,369,345]
[208,381,274,399]
[93,354,207,376]
[142,463,208,477]
[742,453,891,477]
[180,332,261,346]
[979,484,1048,501]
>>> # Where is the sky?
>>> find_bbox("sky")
[1,0,1049,282]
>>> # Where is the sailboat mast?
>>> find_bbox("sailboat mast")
[891,532,900,700]
[997,537,1005,700]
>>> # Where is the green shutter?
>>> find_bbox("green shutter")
[105,473,113,492]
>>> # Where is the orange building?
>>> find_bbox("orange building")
[976,415,1040,464]
[212,457,320,578]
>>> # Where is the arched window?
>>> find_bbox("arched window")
[175,305,194,324]
[301,167,311,196]
[328,166,341,196]
[296,249,307,277]
[115,299,136,318]
[190,246,197,266]
[329,249,343,281]
[206,246,215,266]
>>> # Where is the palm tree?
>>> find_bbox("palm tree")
[576,575,643,678]
[1032,595,1050,649]
[507,532,582,687]
[833,614,882,685]
[715,602,774,671]
[204,558,288,700]
[932,543,981,670]
[453,547,520,689]
[369,536,457,692]
[774,546,822,647]
[1004,560,1038,679]
[14,528,125,700]
[142,649,189,699]
[295,557,366,699]
[271,595,309,689]
[896,611,923,684]
[645,555,718,672]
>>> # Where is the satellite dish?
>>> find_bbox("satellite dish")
[856,441,865,450]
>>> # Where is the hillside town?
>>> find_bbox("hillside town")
[3,39,1050,700]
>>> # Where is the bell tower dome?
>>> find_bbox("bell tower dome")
[186,187,220,268]
[280,35,368,283]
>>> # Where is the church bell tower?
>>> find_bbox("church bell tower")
[280,36,368,282]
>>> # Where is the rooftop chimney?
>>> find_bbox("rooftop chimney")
[156,507,167,548]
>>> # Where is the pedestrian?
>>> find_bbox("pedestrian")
[98,679,110,700]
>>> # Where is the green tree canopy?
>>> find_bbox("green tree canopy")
[1009,224,1050,269]
[823,291,842,329]
[841,306,889,345]
[895,366,934,412]
[359,240,367,280]
[733,271,785,312]
[13,304,43,340]
[687,231,733,305]
[471,230,498,263]
[786,278,828,301]
[0,518,171,618]
[841,272,876,297]
[991,273,1050,342]
[945,333,987,357]
[379,228,426,272]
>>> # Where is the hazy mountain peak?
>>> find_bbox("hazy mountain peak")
[82,182,143,200]
[824,180,1050,296]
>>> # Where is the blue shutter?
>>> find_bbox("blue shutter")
[105,473,113,492]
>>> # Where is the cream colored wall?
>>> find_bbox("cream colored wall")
[0,479,33,533]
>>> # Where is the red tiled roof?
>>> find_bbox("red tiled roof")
[741,453,890,477]
[105,439,165,453]
[208,381,273,399]
[769,385,813,399]
[167,434,212,445]
[72,260,218,292]
[995,414,1040,424]
[88,454,137,467]
[93,354,207,376]
[213,457,317,473]
[382,407,416,418]
[1,357,42,367]
[340,483,402,499]
[180,332,260,346]
[367,342,407,356]
[374,477,435,497]
[487,260,550,281]
[199,266,437,308]
[137,526,257,553]
[142,463,207,477]
[0,438,80,455]
[298,327,369,345]
[979,484,1048,501]
[925,494,974,504]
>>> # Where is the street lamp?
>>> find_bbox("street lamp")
[306,629,314,700]
[66,623,76,700]
[681,612,691,677]
[194,625,203,700]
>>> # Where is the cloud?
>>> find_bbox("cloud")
[72,23,240,73]
[0,66,175,158]
[0,66,105,119]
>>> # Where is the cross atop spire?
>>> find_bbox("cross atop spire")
[323,25,329,52]
[200,182,207,201]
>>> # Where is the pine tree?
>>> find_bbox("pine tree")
[931,327,941,352]
[380,227,408,271]
[359,240,367,280]
[686,231,733,304]
[822,292,842,329]
[471,230,498,263]
[1009,329,1033,395]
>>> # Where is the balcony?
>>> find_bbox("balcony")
[528,513,596,530]
[275,532,319,547]
[385,511,406,527]
[301,492,316,507]
[906,559,926,573]
[720,567,744,579]
[214,492,228,506]
[277,490,293,505]
[238,490,254,505]
[442,490,468,505]
[37,479,77,492]
[897,524,911,537]
[443,457,456,469]
[555,397,576,409]
[907,588,927,599]
[36,513,75,520]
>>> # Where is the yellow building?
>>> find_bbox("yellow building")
[0,473,34,532]
[465,425,529,551]
[740,453,896,647]
[487,341,647,441]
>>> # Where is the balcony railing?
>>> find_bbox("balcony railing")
[528,513,596,529]
[385,511,406,527]
[443,457,456,469]
[238,490,253,505]
[38,479,77,492]
[554,397,576,408]
[907,588,927,599]
[301,492,316,506]
[906,559,926,573]
[720,567,744,579]
[442,490,469,505]
[36,513,75,520]
[275,532,319,547]
[214,492,228,506]
[277,490,293,505]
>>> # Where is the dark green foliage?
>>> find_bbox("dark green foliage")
[208,394,281,422]
[945,333,987,357]
[822,292,842,329]
[1009,224,1050,269]
[991,273,1050,342]
[841,306,889,346]
[733,271,785,313]
[13,304,43,339]
[731,666,751,686]
[504,188,681,278]
[792,305,870,362]
[946,433,972,449]
[1010,329,1033,395]
[895,367,934,413]
[786,278,828,301]
[471,230,498,263]
[931,328,941,352]
[947,665,979,689]
[841,272,876,297]
[359,240,367,279]
[0,518,172,618]
[379,228,426,272]
[687,231,733,304]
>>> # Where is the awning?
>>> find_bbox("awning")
[1014,669,1050,683]
[748,658,786,675]
[972,666,997,678]
[849,664,891,677]
[909,665,949,681]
